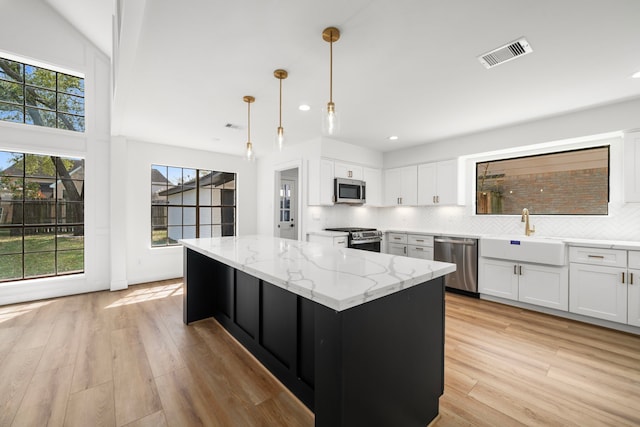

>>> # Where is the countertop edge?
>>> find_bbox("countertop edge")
[180,237,456,312]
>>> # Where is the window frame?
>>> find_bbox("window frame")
[0,56,85,132]
[151,165,236,247]
[0,150,85,282]
[475,145,610,216]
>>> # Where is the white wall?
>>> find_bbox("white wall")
[379,98,640,241]
[122,139,257,285]
[0,0,111,305]
[384,97,640,168]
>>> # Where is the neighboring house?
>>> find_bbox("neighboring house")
[159,171,235,241]
[0,158,84,227]
[151,168,170,228]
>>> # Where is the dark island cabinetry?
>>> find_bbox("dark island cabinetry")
[184,246,445,427]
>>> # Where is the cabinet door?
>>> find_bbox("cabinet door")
[624,131,640,202]
[384,166,417,206]
[569,263,627,323]
[436,159,458,205]
[400,166,418,205]
[387,243,407,256]
[363,167,382,206]
[320,159,335,205]
[518,263,568,311]
[334,162,363,180]
[417,163,437,206]
[408,245,433,260]
[478,258,518,301]
[629,268,640,327]
[307,159,334,206]
[383,168,402,205]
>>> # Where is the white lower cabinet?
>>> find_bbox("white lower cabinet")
[479,258,568,310]
[629,272,640,328]
[388,242,407,256]
[569,263,627,323]
[408,245,433,260]
[568,246,640,325]
[407,234,434,260]
[307,233,348,248]
[518,263,568,310]
[385,232,434,260]
[479,258,519,301]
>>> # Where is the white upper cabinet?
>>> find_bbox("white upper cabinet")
[334,162,364,180]
[308,158,381,206]
[308,158,335,206]
[384,166,418,206]
[417,159,458,205]
[624,131,640,202]
[363,167,382,206]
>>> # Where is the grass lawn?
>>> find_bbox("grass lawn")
[0,231,84,281]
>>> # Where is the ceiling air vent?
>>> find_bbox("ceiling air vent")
[478,37,532,69]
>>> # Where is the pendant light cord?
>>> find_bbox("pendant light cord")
[329,32,334,104]
[247,101,251,142]
[279,78,283,128]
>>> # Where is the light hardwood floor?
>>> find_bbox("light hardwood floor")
[0,279,638,426]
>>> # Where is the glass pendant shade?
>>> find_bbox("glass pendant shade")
[245,141,254,161]
[276,126,285,151]
[322,102,339,136]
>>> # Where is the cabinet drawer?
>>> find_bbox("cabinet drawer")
[569,246,627,267]
[387,243,407,256]
[387,233,408,244]
[408,234,434,247]
[629,251,640,269]
[333,236,348,247]
[408,245,433,260]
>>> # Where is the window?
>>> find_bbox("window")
[151,165,236,246]
[476,146,609,215]
[0,57,85,132]
[0,150,84,282]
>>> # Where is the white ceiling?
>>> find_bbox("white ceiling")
[46,0,640,158]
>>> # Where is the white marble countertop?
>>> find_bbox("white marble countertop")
[560,238,640,250]
[383,229,640,249]
[181,235,456,312]
[384,229,484,239]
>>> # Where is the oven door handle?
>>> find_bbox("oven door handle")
[351,238,382,245]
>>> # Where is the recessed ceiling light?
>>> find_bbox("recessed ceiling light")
[299,104,311,111]
[632,71,640,79]
[388,136,399,140]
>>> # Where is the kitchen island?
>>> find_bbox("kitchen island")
[181,235,456,427]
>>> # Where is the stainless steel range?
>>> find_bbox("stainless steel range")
[325,227,382,252]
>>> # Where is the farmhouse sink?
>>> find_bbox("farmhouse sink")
[480,235,567,266]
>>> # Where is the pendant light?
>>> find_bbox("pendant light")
[243,95,255,161]
[322,26,340,136]
[274,69,288,150]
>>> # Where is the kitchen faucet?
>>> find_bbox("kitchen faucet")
[521,208,535,236]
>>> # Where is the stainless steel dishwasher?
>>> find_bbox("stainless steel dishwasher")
[434,236,478,296]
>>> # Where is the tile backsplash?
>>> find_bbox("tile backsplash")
[308,202,640,242]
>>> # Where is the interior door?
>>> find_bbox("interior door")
[278,178,297,240]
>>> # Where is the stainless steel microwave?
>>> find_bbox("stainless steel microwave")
[334,178,366,204]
